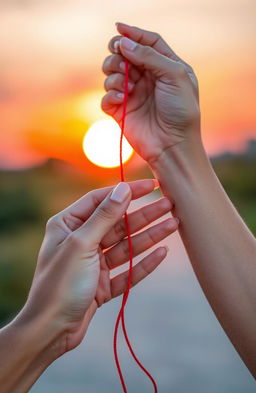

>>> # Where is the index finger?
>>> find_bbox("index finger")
[45,179,159,247]
[114,22,177,60]
[112,23,195,78]
[61,179,158,223]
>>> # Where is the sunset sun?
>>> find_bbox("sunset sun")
[82,119,133,168]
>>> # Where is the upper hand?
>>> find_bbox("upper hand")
[102,23,200,164]
[20,180,178,357]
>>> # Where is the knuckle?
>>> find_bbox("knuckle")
[96,287,112,307]
[68,232,85,248]
[45,215,59,231]
[103,77,109,91]
[152,32,161,41]
[183,60,196,79]
[86,190,93,199]
[109,35,121,52]
[187,66,198,85]
[158,197,171,211]
[102,54,122,75]
[191,105,201,122]
[101,93,113,112]
[102,55,112,74]
[100,97,107,112]
[104,253,112,270]
[175,62,187,77]
[192,72,199,88]
[187,64,194,75]
[147,228,157,244]
[122,239,129,257]
[141,206,150,224]
[142,45,153,59]
[96,203,115,220]
[110,73,121,85]
[141,260,152,276]
[112,54,123,68]
[101,95,107,111]
[104,74,121,91]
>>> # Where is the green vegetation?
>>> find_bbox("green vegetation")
[0,153,255,325]
[212,156,256,234]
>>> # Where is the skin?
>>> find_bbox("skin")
[0,179,178,392]
[102,22,256,378]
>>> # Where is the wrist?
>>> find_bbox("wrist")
[149,131,208,179]
[0,309,65,393]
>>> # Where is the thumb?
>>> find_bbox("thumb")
[118,36,186,82]
[77,182,132,246]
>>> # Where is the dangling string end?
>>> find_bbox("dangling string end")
[113,33,158,393]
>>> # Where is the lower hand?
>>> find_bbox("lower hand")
[19,180,178,356]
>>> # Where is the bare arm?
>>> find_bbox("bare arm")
[0,316,65,393]
[150,137,256,376]
[0,180,177,392]
[102,22,256,376]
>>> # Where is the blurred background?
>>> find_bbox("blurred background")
[0,0,255,392]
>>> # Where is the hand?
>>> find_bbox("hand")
[102,23,200,164]
[20,180,178,357]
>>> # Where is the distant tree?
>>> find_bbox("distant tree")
[0,175,43,233]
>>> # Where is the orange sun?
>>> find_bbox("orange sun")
[82,119,133,168]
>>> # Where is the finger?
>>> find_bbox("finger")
[101,89,124,114]
[54,178,158,228]
[74,178,163,247]
[113,24,174,59]
[111,24,196,85]
[105,217,178,269]
[101,197,172,249]
[115,23,195,74]
[45,179,158,244]
[103,53,125,75]
[110,246,168,299]
[115,37,189,84]
[104,73,135,93]
[102,54,141,81]
[108,36,145,76]
[73,182,132,247]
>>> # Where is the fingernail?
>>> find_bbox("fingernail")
[158,245,169,257]
[128,82,134,91]
[110,182,130,203]
[165,219,175,230]
[119,61,126,72]
[174,217,180,225]
[114,40,120,53]
[116,22,130,28]
[164,245,169,253]
[121,37,137,51]
[117,92,124,99]
[153,179,159,189]
[161,197,171,210]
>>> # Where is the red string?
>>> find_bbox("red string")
[113,35,158,393]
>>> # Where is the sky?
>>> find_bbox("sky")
[0,0,256,170]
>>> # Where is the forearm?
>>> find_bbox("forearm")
[150,133,256,376]
[0,311,64,393]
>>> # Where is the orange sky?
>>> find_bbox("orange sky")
[0,0,255,170]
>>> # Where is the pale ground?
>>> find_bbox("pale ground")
[31,193,255,393]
